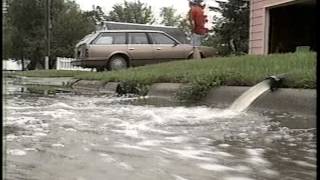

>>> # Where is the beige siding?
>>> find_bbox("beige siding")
[249,0,296,54]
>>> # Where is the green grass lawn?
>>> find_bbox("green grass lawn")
[13,52,316,100]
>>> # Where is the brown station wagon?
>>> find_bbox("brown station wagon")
[72,30,217,71]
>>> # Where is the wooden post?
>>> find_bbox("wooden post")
[45,56,49,70]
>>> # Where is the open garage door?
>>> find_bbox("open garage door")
[268,0,316,53]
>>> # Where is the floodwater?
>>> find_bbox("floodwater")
[3,79,317,180]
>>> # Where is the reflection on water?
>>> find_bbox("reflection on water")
[3,79,317,180]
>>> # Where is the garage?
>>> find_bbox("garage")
[268,0,316,53]
[249,0,316,55]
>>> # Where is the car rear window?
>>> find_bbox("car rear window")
[92,32,126,45]
[149,33,175,45]
[128,33,149,44]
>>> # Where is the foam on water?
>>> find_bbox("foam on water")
[137,140,164,146]
[162,148,216,161]
[118,162,134,170]
[223,177,255,180]
[246,156,271,167]
[48,102,76,109]
[246,148,265,156]
[293,160,317,168]
[172,175,189,180]
[24,148,38,151]
[198,163,235,171]
[114,143,150,151]
[52,143,65,148]
[99,153,117,163]
[6,134,17,141]
[207,151,234,157]
[64,128,77,132]
[33,132,47,136]
[8,149,27,156]
[261,169,280,177]
[165,136,189,143]
[218,144,231,148]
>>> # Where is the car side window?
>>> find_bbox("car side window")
[149,33,175,45]
[128,33,149,44]
[92,32,126,45]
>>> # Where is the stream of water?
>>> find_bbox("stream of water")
[3,79,316,180]
[229,79,271,112]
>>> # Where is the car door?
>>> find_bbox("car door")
[127,32,154,66]
[148,32,188,62]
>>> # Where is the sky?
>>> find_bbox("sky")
[74,0,219,29]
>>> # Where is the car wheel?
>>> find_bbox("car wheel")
[108,55,128,71]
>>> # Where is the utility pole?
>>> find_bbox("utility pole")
[45,0,51,70]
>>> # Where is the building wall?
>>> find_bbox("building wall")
[249,0,296,54]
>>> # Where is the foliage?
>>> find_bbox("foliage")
[159,6,182,26]
[4,0,95,70]
[83,5,107,29]
[117,81,149,96]
[50,0,95,60]
[207,0,250,56]
[5,0,47,69]
[176,76,222,102]
[107,0,155,24]
[177,17,193,41]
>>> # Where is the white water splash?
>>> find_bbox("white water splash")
[229,79,271,112]
[8,149,27,156]
[114,143,150,151]
[198,163,235,171]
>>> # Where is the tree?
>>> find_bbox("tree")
[107,0,155,24]
[50,0,95,62]
[178,16,193,41]
[208,0,249,55]
[160,6,182,26]
[5,0,47,69]
[83,5,107,29]
[4,0,95,70]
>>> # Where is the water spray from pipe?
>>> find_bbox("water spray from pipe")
[229,73,286,112]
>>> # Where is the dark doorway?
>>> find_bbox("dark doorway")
[268,1,316,53]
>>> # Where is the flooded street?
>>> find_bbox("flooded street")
[3,79,316,180]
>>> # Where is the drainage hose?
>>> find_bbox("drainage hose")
[265,73,287,91]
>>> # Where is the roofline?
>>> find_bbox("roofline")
[94,29,182,44]
[104,21,179,29]
[78,30,182,45]
[95,29,168,33]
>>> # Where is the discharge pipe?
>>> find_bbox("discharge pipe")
[265,73,286,91]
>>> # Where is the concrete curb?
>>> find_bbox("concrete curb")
[201,86,316,115]
[147,83,187,99]
[12,76,77,87]
[11,78,316,115]
[71,80,119,94]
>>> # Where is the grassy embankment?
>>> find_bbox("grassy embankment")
[14,52,316,101]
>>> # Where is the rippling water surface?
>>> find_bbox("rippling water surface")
[3,80,316,180]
